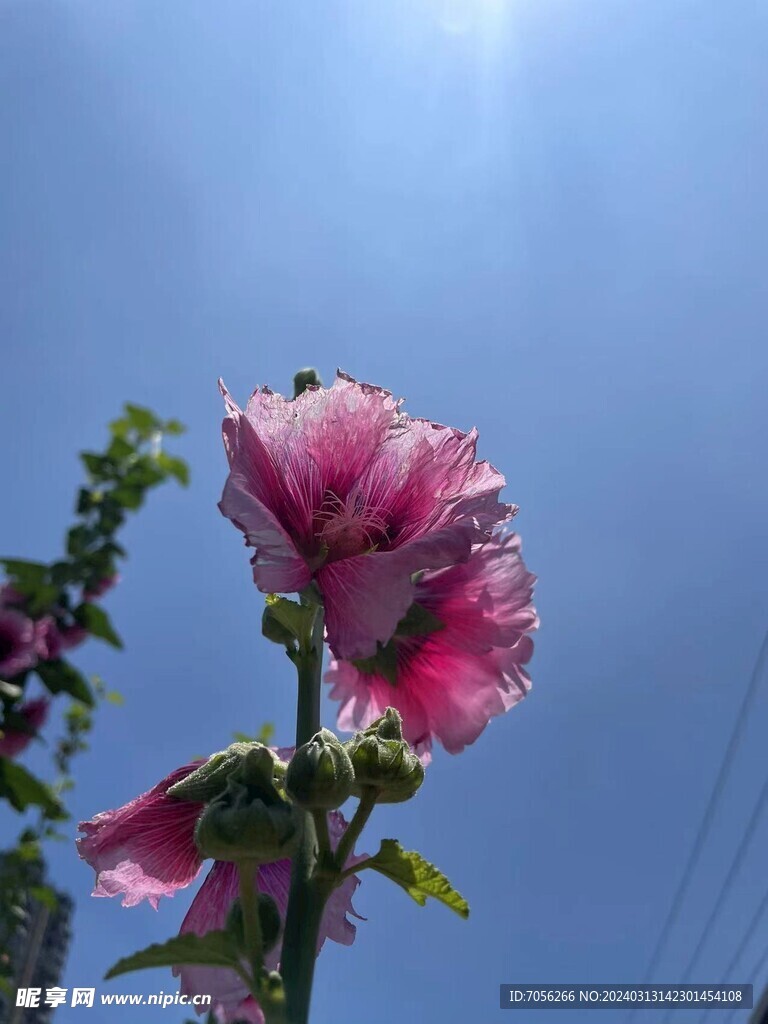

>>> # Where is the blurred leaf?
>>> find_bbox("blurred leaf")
[0,559,48,585]
[105,690,124,706]
[81,452,117,481]
[107,436,135,462]
[155,452,190,487]
[29,885,58,910]
[36,660,94,706]
[0,760,64,816]
[163,419,186,436]
[111,487,144,510]
[124,403,160,437]
[74,603,123,649]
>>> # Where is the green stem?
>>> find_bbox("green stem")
[312,809,332,867]
[238,861,263,979]
[334,786,377,873]
[281,603,327,1024]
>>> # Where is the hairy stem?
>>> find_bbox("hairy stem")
[238,861,263,980]
[281,603,327,1024]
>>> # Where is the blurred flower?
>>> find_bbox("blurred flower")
[219,371,513,660]
[83,573,120,601]
[0,608,39,678]
[78,755,364,1023]
[0,697,49,758]
[34,616,65,661]
[326,533,538,760]
[58,621,88,652]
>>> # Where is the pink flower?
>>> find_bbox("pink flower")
[174,812,362,1023]
[78,756,364,1021]
[219,372,514,660]
[326,533,538,760]
[58,622,89,652]
[0,697,49,758]
[34,616,65,661]
[84,573,120,601]
[0,608,39,678]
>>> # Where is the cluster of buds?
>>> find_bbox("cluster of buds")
[168,707,422,873]
[171,744,302,865]
[287,708,424,810]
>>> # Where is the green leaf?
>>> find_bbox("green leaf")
[29,885,59,911]
[0,558,49,586]
[155,452,190,486]
[74,603,123,649]
[81,452,118,481]
[353,641,399,686]
[105,931,245,981]
[262,594,313,649]
[36,660,95,706]
[107,436,135,462]
[361,839,469,919]
[111,486,144,510]
[394,602,445,638]
[0,760,64,817]
[105,689,124,706]
[163,418,186,436]
[124,403,161,438]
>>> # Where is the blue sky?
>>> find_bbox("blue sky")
[2,1,768,1021]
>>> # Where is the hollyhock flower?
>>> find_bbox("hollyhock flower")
[84,573,120,601]
[58,621,89,652]
[219,371,514,660]
[0,697,49,758]
[34,616,65,661]
[0,608,39,678]
[326,532,538,760]
[174,812,362,1023]
[78,755,364,1022]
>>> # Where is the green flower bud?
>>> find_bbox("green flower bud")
[345,708,424,804]
[226,894,282,954]
[194,748,302,864]
[167,742,286,803]
[285,728,354,810]
[293,368,322,397]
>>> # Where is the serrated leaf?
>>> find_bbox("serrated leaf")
[36,660,95,706]
[74,603,123,649]
[362,839,469,918]
[105,931,244,981]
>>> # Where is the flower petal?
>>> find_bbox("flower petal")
[77,763,205,909]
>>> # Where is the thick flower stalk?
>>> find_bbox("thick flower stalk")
[218,371,514,660]
[326,532,538,760]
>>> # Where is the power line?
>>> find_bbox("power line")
[694,835,768,1023]
[628,627,768,1024]
[723,941,768,1024]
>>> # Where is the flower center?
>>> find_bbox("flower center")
[314,489,389,562]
